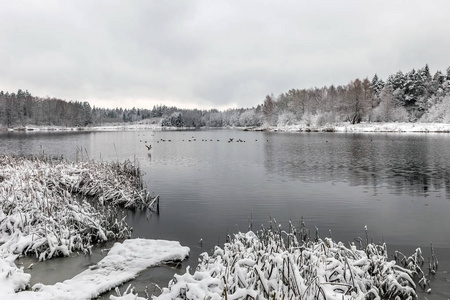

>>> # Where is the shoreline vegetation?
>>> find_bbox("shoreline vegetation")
[0,155,160,296]
[152,224,437,300]
[0,155,441,299]
[4,121,450,133]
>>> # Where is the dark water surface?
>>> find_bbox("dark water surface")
[2,129,450,298]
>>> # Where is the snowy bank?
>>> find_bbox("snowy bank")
[7,121,450,133]
[2,239,189,299]
[262,122,450,133]
[7,121,162,132]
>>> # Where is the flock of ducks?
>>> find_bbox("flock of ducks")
[138,134,265,151]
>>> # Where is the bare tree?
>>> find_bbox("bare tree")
[344,79,369,124]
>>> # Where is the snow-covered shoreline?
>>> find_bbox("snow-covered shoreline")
[0,155,164,298]
[5,121,450,133]
[266,122,450,133]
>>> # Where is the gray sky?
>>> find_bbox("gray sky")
[1,1,450,110]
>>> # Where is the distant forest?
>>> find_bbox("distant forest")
[2,64,450,129]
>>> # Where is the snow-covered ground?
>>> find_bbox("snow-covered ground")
[266,122,450,133]
[11,121,450,133]
[1,239,189,299]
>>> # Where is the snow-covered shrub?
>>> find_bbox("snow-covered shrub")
[420,96,450,123]
[277,111,297,128]
[155,222,432,300]
[393,106,410,122]
[371,102,409,122]
[312,111,339,127]
[0,156,154,261]
[238,109,263,127]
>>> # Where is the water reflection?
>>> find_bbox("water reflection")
[263,132,450,199]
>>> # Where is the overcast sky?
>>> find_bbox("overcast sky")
[1,1,450,110]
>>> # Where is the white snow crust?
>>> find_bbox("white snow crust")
[1,238,189,299]
[270,121,450,133]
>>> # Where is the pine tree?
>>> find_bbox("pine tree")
[371,74,385,97]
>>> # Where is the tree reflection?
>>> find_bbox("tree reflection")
[263,133,450,199]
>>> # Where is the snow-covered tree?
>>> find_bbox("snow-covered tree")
[420,96,450,123]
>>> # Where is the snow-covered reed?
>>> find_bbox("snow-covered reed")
[0,155,156,261]
[151,221,435,300]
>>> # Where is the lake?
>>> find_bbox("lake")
[1,129,450,298]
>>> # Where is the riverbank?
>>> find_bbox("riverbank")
[5,121,450,133]
[265,122,450,133]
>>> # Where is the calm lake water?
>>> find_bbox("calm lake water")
[1,129,450,298]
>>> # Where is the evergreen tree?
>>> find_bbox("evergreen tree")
[371,74,385,96]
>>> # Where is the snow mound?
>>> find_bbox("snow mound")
[3,239,189,299]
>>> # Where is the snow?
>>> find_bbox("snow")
[0,253,31,295]
[269,122,450,133]
[0,156,156,263]
[1,238,189,299]
[109,226,433,300]
[10,121,450,133]
[0,156,177,299]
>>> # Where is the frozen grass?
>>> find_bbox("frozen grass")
[115,221,437,300]
[0,155,157,261]
[0,154,161,297]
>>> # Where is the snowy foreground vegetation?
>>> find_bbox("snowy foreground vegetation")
[0,155,160,296]
[0,156,439,299]
[0,155,157,259]
[114,222,438,300]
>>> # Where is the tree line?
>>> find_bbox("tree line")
[263,64,450,128]
[2,64,450,129]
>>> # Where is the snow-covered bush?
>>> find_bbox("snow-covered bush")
[154,222,434,300]
[277,111,297,127]
[420,96,450,123]
[0,155,155,261]
[371,103,409,122]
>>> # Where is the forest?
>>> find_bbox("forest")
[1,64,450,129]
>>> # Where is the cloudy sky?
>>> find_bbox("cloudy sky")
[1,1,450,110]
